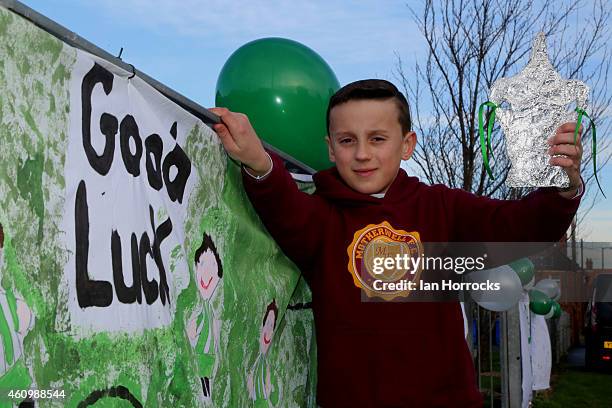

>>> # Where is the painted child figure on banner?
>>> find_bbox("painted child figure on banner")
[0,223,34,407]
[247,299,280,407]
[186,233,223,400]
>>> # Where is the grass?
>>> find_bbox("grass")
[477,348,612,408]
[532,365,612,408]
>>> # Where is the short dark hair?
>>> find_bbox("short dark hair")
[326,79,412,135]
[262,298,278,329]
[194,232,223,278]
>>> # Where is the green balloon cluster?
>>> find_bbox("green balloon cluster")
[529,289,553,315]
[216,37,340,171]
[509,258,535,288]
[471,258,563,318]
[528,289,562,319]
[510,258,564,318]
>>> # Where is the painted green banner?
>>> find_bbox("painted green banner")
[0,6,315,407]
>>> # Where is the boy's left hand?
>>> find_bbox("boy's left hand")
[547,122,583,199]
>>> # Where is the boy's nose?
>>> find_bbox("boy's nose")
[355,141,372,160]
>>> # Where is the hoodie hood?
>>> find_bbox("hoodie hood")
[312,166,421,206]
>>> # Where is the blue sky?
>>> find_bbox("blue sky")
[19,0,612,245]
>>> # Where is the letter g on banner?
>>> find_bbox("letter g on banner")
[82,63,116,175]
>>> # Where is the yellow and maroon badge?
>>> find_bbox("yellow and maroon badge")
[347,221,423,300]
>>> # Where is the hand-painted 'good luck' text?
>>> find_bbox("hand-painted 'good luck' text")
[75,63,192,309]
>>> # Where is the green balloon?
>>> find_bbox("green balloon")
[216,37,340,171]
[529,289,553,315]
[509,258,535,287]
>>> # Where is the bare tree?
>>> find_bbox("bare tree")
[396,0,611,206]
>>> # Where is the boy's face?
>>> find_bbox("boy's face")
[326,99,416,194]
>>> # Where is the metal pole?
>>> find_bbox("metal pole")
[489,311,493,408]
[501,311,509,408]
[501,306,522,408]
[477,305,481,392]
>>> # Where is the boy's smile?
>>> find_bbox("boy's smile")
[326,99,416,195]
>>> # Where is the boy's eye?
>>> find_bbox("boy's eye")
[338,138,354,144]
[371,135,386,142]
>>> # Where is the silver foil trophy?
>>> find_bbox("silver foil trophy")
[481,32,589,188]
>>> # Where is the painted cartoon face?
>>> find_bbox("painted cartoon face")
[260,310,276,355]
[195,249,220,300]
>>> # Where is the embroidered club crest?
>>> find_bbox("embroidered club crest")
[347,221,422,300]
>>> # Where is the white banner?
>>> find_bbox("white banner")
[61,50,197,335]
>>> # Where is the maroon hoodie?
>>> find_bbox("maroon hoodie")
[242,151,581,408]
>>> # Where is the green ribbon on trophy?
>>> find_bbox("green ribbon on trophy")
[478,101,497,180]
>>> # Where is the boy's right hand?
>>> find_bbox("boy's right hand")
[209,108,271,176]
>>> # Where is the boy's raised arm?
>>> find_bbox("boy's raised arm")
[448,180,583,243]
[210,108,330,273]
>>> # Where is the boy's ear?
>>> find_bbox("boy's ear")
[401,131,417,161]
[325,136,336,163]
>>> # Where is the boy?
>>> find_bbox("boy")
[209,79,583,407]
